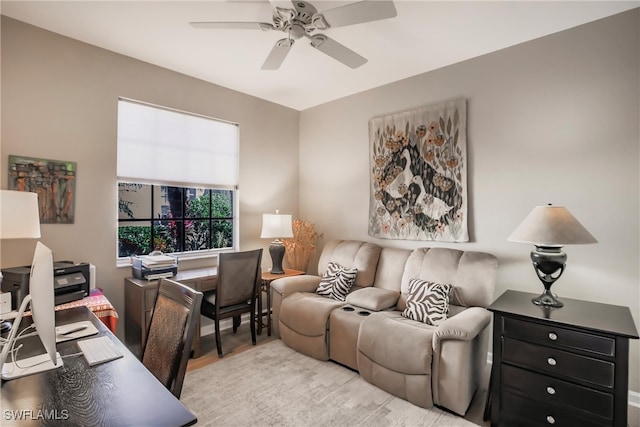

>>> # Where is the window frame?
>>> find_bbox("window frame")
[116,99,239,266]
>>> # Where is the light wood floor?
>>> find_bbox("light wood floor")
[187,322,276,372]
[186,322,490,426]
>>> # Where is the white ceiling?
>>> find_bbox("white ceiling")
[2,1,638,111]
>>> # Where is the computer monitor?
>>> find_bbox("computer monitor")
[0,241,63,380]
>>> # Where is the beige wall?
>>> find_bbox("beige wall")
[0,16,300,335]
[299,9,640,392]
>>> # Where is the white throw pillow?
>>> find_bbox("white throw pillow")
[316,261,358,301]
[401,278,451,326]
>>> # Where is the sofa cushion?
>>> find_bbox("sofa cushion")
[398,248,498,310]
[346,287,399,311]
[317,240,381,287]
[371,247,412,291]
[316,262,357,301]
[280,292,345,337]
[402,279,451,326]
[358,311,434,375]
[279,292,346,360]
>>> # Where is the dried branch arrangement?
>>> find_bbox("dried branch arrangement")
[283,219,317,272]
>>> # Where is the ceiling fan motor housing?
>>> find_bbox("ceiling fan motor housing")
[273,1,327,39]
[293,1,317,24]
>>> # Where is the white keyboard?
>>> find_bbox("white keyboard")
[77,336,123,366]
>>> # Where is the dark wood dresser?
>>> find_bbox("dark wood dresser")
[488,290,638,427]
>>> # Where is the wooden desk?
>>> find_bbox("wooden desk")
[13,290,119,334]
[125,266,302,356]
[0,306,196,427]
[258,269,304,336]
[125,267,217,359]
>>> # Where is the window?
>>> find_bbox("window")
[117,99,238,260]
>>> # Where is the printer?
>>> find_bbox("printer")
[53,262,91,305]
[1,261,90,309]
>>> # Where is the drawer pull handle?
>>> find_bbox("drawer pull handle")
[548,332,558,341]
[547,357,557,366]
[546,386,556,395]
[546,415,556,424]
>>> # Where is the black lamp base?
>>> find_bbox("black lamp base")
[268,241,286,275]
[531,289,563,308]
[530,245,566,308]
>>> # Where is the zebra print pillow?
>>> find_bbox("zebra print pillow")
[316,262,358,301]
[402,278,452,326]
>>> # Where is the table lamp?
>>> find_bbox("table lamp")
[260,210,293,274]
[0,190,42,332]
[508,204,597,307]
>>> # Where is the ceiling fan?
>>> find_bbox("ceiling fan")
[190,1,397,70]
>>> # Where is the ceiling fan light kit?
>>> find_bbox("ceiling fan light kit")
[190,0,397,70]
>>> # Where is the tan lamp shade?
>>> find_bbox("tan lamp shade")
[0,190,42,240]
[508,205,597,246]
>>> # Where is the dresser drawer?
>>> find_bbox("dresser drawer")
[503,338,615,388]
[501,391,608,427]
[502,364,614,419]
[503,317,615,357]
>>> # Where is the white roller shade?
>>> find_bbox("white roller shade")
[117,99,238,188]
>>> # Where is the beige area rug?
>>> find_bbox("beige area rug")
[181,340,477,427]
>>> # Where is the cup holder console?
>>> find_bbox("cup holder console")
[341,306,370,316]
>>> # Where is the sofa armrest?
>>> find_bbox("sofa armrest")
[270,275,322,338]
[432,307,491,351]
[271,275,322,296]
[431,306,492,415]
[346,287,399,311]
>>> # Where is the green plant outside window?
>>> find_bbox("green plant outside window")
[118,183,233,258]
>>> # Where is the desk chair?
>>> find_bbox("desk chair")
[142,278,203,398]
[200,249,262,357]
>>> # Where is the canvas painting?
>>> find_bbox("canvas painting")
[368,99,468,242]
[8,155,77,224]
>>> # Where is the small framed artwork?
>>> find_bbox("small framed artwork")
[8,155,77,224]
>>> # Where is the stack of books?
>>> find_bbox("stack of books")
[132,254,178,280]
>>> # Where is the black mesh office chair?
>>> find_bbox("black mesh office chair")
[200,249,263,357]
[142,278,203,398]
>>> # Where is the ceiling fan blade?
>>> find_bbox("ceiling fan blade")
[308,34,367,69]
[261,38,294,70]
[190,22,274,30]
[268,0,294,7]
[319,1,397,29]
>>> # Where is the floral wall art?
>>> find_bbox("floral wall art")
[368,99,468,242]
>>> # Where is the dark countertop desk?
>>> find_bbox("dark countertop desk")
[1,306,197,427]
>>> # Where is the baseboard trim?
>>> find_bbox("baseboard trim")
[486,352,639,408]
